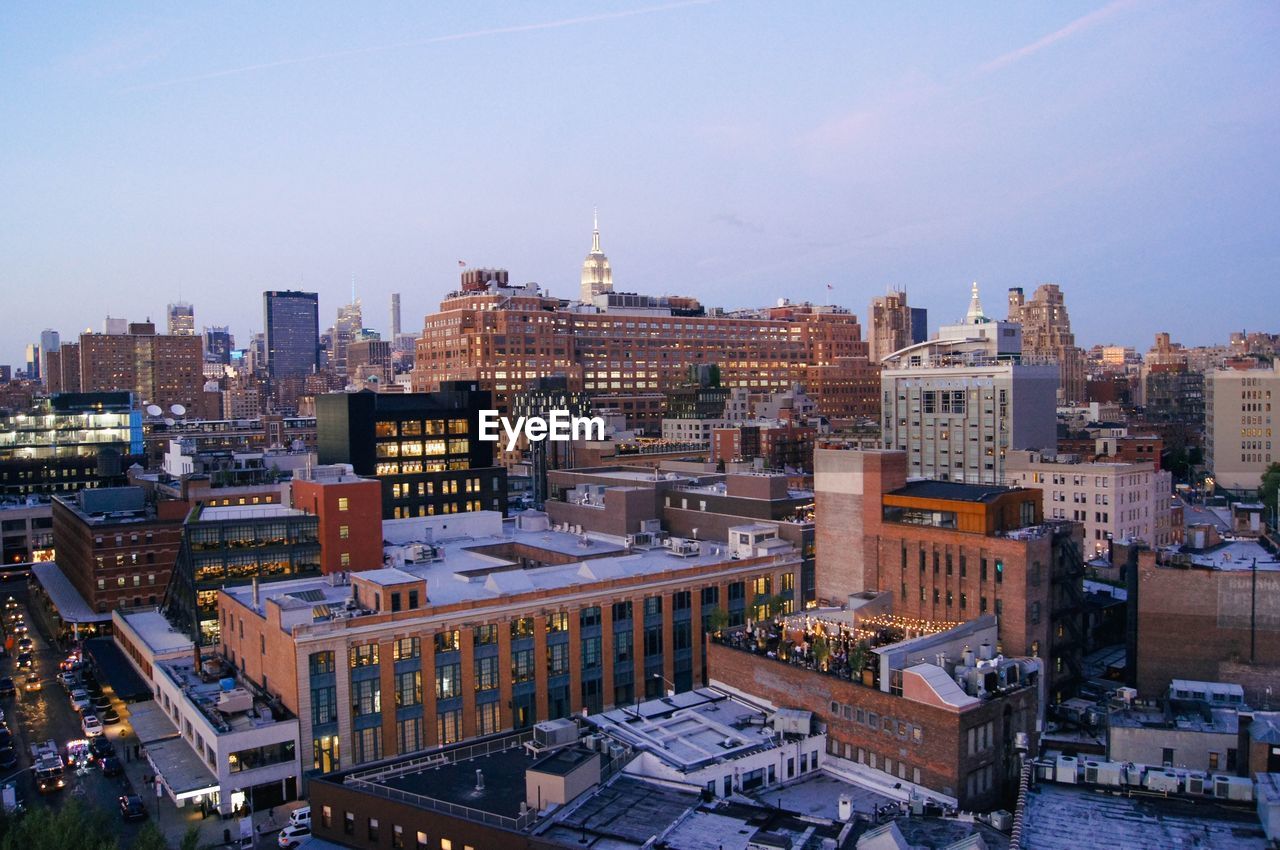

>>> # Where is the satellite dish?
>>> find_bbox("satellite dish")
[163,418,176,426]
[145,404,163,417]
[170,404,187,416]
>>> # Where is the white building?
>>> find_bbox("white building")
[114,609,301,815]
[1006,451,1174,554]
[1205,364,1278,495]
[880,284,1058,485]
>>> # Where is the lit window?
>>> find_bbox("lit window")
[339,525,350,540]
[341,553,351,567]
[338,497,349,511]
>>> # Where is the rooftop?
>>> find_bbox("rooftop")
[587,688,804,771]
[1160,536,1280,571]
[31,562,111,624]
[118,608,194,656]
[889,481,1030,504]
[229,514,793,634]
[197,503,308,521]
[1109,702,1239,735]
[1022,781,1268,850]
[156,655,292,735]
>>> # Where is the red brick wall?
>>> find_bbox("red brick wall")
[293,477,383,573]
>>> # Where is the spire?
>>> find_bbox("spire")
[966,281,987,324]
[591,207,601,254]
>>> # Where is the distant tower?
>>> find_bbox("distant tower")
[579,208,614,303]
[167,302,195,336]
[965,281,988,325]
[390,293,402,339]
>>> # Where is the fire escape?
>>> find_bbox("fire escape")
[1049,521,1087,698]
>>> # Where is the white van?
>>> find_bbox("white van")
[289,806,311,828]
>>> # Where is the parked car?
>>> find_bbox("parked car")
[58,672,78,690]
[69,689,91,711]
[89,736,114,759]
[277,824,310,848]
[81,714,104,737]
[119,795,147,821]
[289,806,311,828]
[98,756,123,777]
[0,679,13,698]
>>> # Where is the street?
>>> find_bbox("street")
[1,581,146,842]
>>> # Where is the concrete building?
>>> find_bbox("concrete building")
[814,448,1086,701]
[0,497,53,565]
[215,510,801,784]
[411,273,876,420]
[1205,363,1278,495]
[1006,450,1173,555]
[880,284,1058,485]
[113,609,301,815]
[1007,284,1086,404]
[167,302,195,336]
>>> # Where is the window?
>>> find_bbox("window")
[512,648,534,682]
[350,644,379,668]
[322,806,332,829]
[337,497,349,511]
[344,811,354,836]
[393,637,420,661]
[580,606,601,628]
[311,685,336,725]
[396,670,422,706]
[397,716,423,754]
[434,630,460,653]
[474,624,497,646]
[339,525,349,540]
[309,651,335,676]
[511,617,535,639]
[546,611,569,633]
[340,552,351,568]
[355,727,382,764]
[416,832,428,850]
[315,736,341,773]
[393,825,404,849]
[437,708,462,744]
[352,679,381,716]
[475,655,499,691]
[547,642,569,675]
[435,663,461,699]
[477,701,501,736]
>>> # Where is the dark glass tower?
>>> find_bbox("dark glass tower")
[264,290,320,379]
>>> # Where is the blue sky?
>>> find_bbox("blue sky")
[2,1,1278,366]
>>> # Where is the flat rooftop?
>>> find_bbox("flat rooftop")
[540,775,699,847]
[1109,702,1239,735]
[378,745,533,820]
[232,519,787,633]
[1165,537,1280,571]
[120,608,193,656]
[157,656,291,734]
[889,481,1029,503]
[588,688,801,771]
[198,503,307,521]
[1023,782,1268,849]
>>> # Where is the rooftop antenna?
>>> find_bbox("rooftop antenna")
[351,274,357,305]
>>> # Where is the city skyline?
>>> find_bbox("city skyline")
[3,3,1278,365]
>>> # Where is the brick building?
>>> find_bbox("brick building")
[292,465,383,575]
[50,487,188,614]
[410,274,877,420]
[707,610,1041,810]
[57,325,206,412]
[215,510,800,784]
[814,448,1086,702]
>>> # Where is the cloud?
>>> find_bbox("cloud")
[978,0,1142,75]
[121,0,718,93]
[712,212,764,234]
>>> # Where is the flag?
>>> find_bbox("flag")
[458,260,467,267]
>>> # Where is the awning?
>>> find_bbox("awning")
[127,699,181,745]
[30,562,112,624]
[83,637,152,702]
[146,736,219,801]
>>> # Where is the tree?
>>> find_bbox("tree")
[1261,462,1280,518]
[705,607,730,636]
[0,800,119,850]
[128,824,168,850]
[178,825,201,850]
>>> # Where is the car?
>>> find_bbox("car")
[91,695,111,711]
[15,653,32,670]
[89,735,114,757]
[0,747,15,769]
[66,739,94,767]
[16,638,33,653]
[277,824,310,848]
[12,623,26,635]
[0,678,13,698]
[98,755,123,777]
[58,671,78,689]
[119,794,148,821]
[22,674,40,693]
[4,598,16,610]
[100,706,121,724]
[81,714,104,737]
[69,689,91,711]
[289,806,311,828]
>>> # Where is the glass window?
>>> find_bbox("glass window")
[349,644,379,668]
[475,656,499,691]
[393,637,420,661]
[435,663,462,699]
[396,670,422,707]
[309,651,335,676]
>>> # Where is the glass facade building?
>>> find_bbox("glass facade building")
[264,291,320,379]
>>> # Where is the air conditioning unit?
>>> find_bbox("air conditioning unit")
[1145,770,1180,793]
[1214,776,1254,801]
[1055,755,1078,784]
[1186,772,1207,795]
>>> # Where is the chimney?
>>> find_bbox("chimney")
[252,576,260,609]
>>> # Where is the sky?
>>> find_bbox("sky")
[2,1,1278,367]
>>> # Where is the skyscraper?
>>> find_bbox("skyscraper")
[203,326,233,364]
[579,208,613,303]
[166,302,195,336]
[867,289,926,363]
[1007,284,1086,404]
[264,291,320,379]
[333,297,363,376]
[390,292,401,338]
[38,329,60,385]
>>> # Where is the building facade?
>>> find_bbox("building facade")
[1205,364,1278,495]
[264,291,321,379]
[291,465,384,575]
[315,387,507,521]
[1007,284,1086,404]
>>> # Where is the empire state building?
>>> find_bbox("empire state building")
[579,209,613,303]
